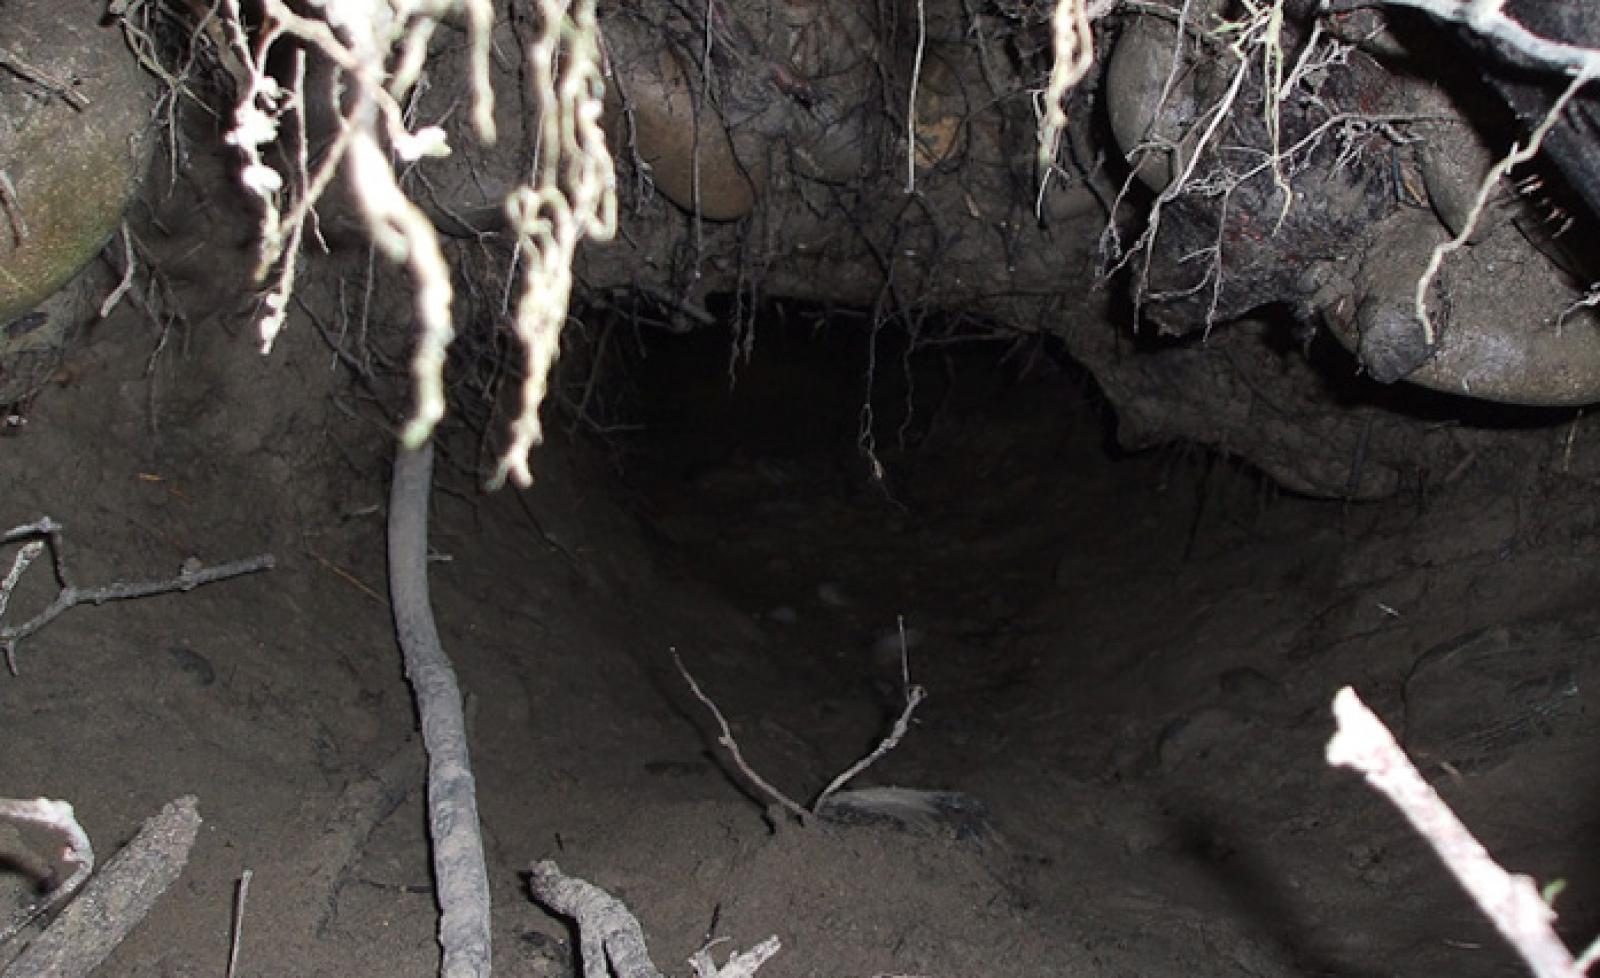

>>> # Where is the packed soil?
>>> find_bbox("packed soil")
[5,111,1600,978]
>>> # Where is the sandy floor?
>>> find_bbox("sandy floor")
[3,139,1600,978]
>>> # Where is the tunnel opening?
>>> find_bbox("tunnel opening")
[538,300,1375,835]
[6,245,1600,978]
[1,242,1597,978]
[597,304,1151,772]
[502,296,1600,978]
[6,1,1600,972]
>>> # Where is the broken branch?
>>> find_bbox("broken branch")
[0,517,274,675]
[672,650,811,825]
[0,796,198,978]
[529,860,667,978]
[1327,687,1586,978]
[0,797,93,948]
[812,617,927,811]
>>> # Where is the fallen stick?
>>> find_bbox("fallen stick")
[1327,687,1587,978]
[0,796,200,978]
[388,441,492,978]
[529,860,666,978]
[672,650,810,825]
[528,861,780,978]
[673,615,928,824]
[811,616,926,813]
[0,516,274,675]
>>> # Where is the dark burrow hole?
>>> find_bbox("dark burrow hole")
[523,294,1600,974]
[2,287,1595,978]
[581,301,1336,782]
[9,4,1600,973]
[611,306,1119,724]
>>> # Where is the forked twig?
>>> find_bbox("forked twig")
[674,616,929,824]
[0,518,274,675]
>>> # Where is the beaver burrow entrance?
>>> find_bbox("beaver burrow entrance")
[9,256,1600,973]
[6,0,1600,968]
[509,297,1600,976]
[4,225,1600,978]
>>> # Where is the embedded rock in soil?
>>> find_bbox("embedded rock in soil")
[0,0,158,402]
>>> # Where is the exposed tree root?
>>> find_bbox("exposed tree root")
[388,441,492,978]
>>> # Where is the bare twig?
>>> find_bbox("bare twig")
[1327,687,1587,978]
[0,796,197,978]
[0,48,89,109]
[3,553,279,659]
[98,222,137,319]
[811,685,927,811]
[1377,0,1600,76]
[0,518,62,547]
[672,650,811,825]
[0,170,28,245]
[388,441,492,978]
[906,0,927,194]
[675,619,929,824]
[226,870,251,978]
[812,618,927,812]
[0,543,45,627]
[0,518,274,674]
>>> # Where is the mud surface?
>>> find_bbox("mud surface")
[2,40,1600,975]
[4,198,1600,978]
